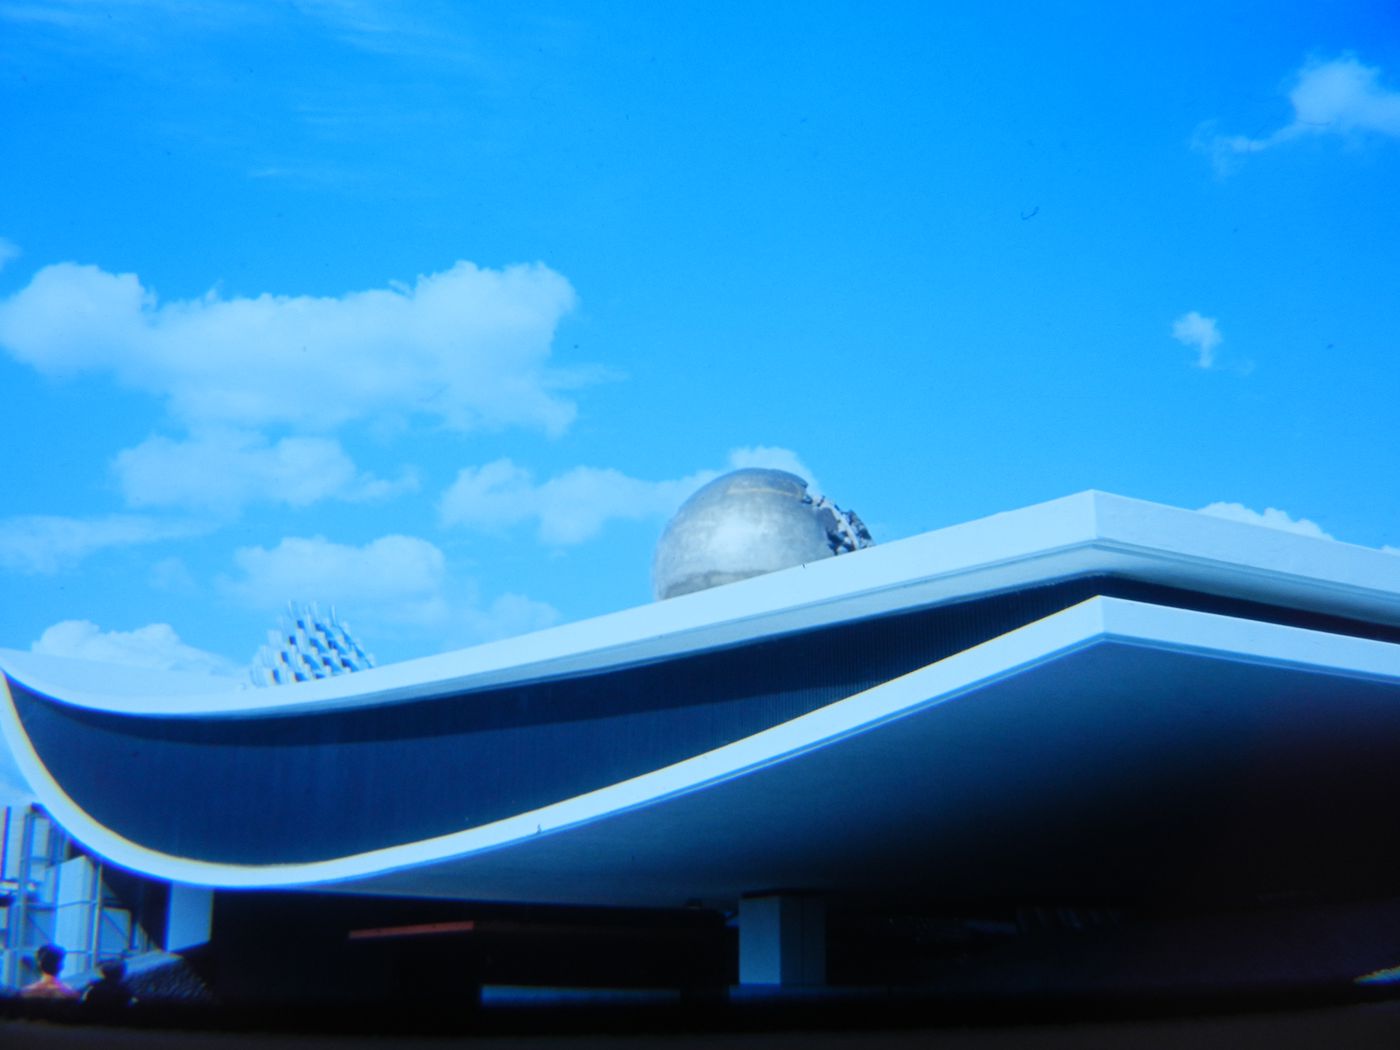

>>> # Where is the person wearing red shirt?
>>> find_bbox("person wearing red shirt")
[20,943,79,1000]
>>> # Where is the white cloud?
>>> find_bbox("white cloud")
[0,259,581,434]
[31,619,239,677]
[149,556,198,593]
[1287,57,1400,136]
[113,429,417,513]
[458,592,560,644]
[221,534,450,625]
[0,0,476,65]
[1171,311,1223,369]
[0,1,298,57]
[0,513,208,574]
[294,0,482,65]
[439,460,703,546]
[439,446,819,546]
[0,238,18,272]
[1201,56,1400,168]
[1198,502,1333,539]
[725,445,822,493]
[219,532,560,650]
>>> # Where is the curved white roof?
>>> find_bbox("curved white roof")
[3,595,1399,899]
[3,490,1399,720]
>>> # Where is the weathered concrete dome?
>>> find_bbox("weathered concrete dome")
[652,468,872,601]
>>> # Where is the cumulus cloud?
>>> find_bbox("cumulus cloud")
[1200,56,1400,169]
[725,445,820,490]
[458,592,561,644]
[1198,502,1333,539]
[221,534,451,625]
[0,513,208,574]
[1171,311,1223,369]
[114,429,417,513]
[31,620,239,677]
[439,446,819,546]
[0,259,581,434]
[219,532,559,648]
[438,460,705,545]
[149,556,198,593]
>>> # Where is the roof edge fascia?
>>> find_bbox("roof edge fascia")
[4,491,1398,717]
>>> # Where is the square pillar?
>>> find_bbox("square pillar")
[165,884,214,952]
[738,893,826,986]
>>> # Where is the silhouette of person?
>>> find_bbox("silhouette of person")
[83,958,137,1009]
[20,943,79,999]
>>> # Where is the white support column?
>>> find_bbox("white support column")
[738,893,826,986]
[54,854,98,971]
[165,884,214,952]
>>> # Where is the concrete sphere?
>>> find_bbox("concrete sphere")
[652,469,840,601]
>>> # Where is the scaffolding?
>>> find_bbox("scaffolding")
[0,805,152,990]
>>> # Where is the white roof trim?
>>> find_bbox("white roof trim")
[3,490,1398,718]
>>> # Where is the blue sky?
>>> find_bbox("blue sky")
[1,1,1397,674]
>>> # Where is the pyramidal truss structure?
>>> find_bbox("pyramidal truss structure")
[250,601,376,687]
